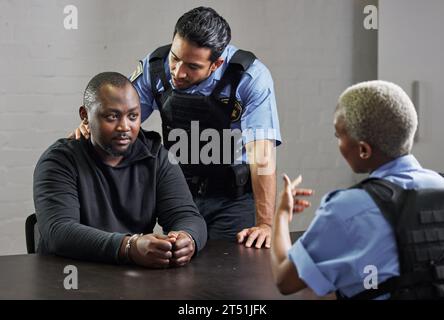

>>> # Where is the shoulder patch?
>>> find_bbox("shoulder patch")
[130,61,143,82]
[220,97,243,122]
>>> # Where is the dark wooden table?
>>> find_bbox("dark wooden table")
[0,232,332,300]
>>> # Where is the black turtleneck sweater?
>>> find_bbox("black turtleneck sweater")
[33,130,207,263]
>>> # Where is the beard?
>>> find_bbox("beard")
[90,129,136,161]
[102,142,133,157]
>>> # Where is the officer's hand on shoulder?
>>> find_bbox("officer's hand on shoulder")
[67,121,90,140]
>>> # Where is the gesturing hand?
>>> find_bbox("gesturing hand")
[277,175,313,222]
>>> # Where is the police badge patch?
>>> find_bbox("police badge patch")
[130,61,143,82]
[220,97,243,122]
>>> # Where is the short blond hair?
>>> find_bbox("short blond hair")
[336,80,418,158]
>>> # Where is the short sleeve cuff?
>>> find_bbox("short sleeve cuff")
[288,239,336,296]
[242,128,282,146]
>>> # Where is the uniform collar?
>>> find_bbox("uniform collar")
[212,45,233,82]
[369,154,422,179]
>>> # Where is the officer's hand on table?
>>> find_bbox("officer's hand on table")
[67,121,90,140]
[237,224,273,249]
[167,231,195,267]
[277,174,313,223]
[129,233,174,269]
[237,175,313,249]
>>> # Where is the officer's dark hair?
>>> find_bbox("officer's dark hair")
[173,7,231,62]
[83,72,133,110]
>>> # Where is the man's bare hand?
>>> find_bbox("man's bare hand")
[237,223,272,249]
[130,233,174,268]
[167,231,195,267]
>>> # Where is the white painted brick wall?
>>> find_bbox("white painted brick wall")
[378,0,444,173]
[0,0,377,255]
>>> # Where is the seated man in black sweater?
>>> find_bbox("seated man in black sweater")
[33,72,207,268]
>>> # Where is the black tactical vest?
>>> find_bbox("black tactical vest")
[337,178,444,300]
[148,44,256,180]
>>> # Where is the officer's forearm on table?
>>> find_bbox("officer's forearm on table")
[246,140,277,226]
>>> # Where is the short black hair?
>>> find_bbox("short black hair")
[173,7,231,62]
[83,72,133,110]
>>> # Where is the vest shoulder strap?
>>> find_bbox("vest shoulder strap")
[351,177,407,226]
[149,44,171,61]
[149,44,172,109]
[228,49,257,71]
[212,49,257,109]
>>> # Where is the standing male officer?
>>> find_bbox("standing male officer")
[75,7,281,248]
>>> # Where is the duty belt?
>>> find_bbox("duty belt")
[185,164,251,198]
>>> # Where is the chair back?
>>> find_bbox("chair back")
[25,213,40,254]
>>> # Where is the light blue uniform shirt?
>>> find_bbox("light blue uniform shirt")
[289,155,444,298]
[131,45,281,161]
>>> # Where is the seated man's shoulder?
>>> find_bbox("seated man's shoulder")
[34,138,84,179]
[39,138,82,161]
[140,130,162,143]
[138,129,165,156]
